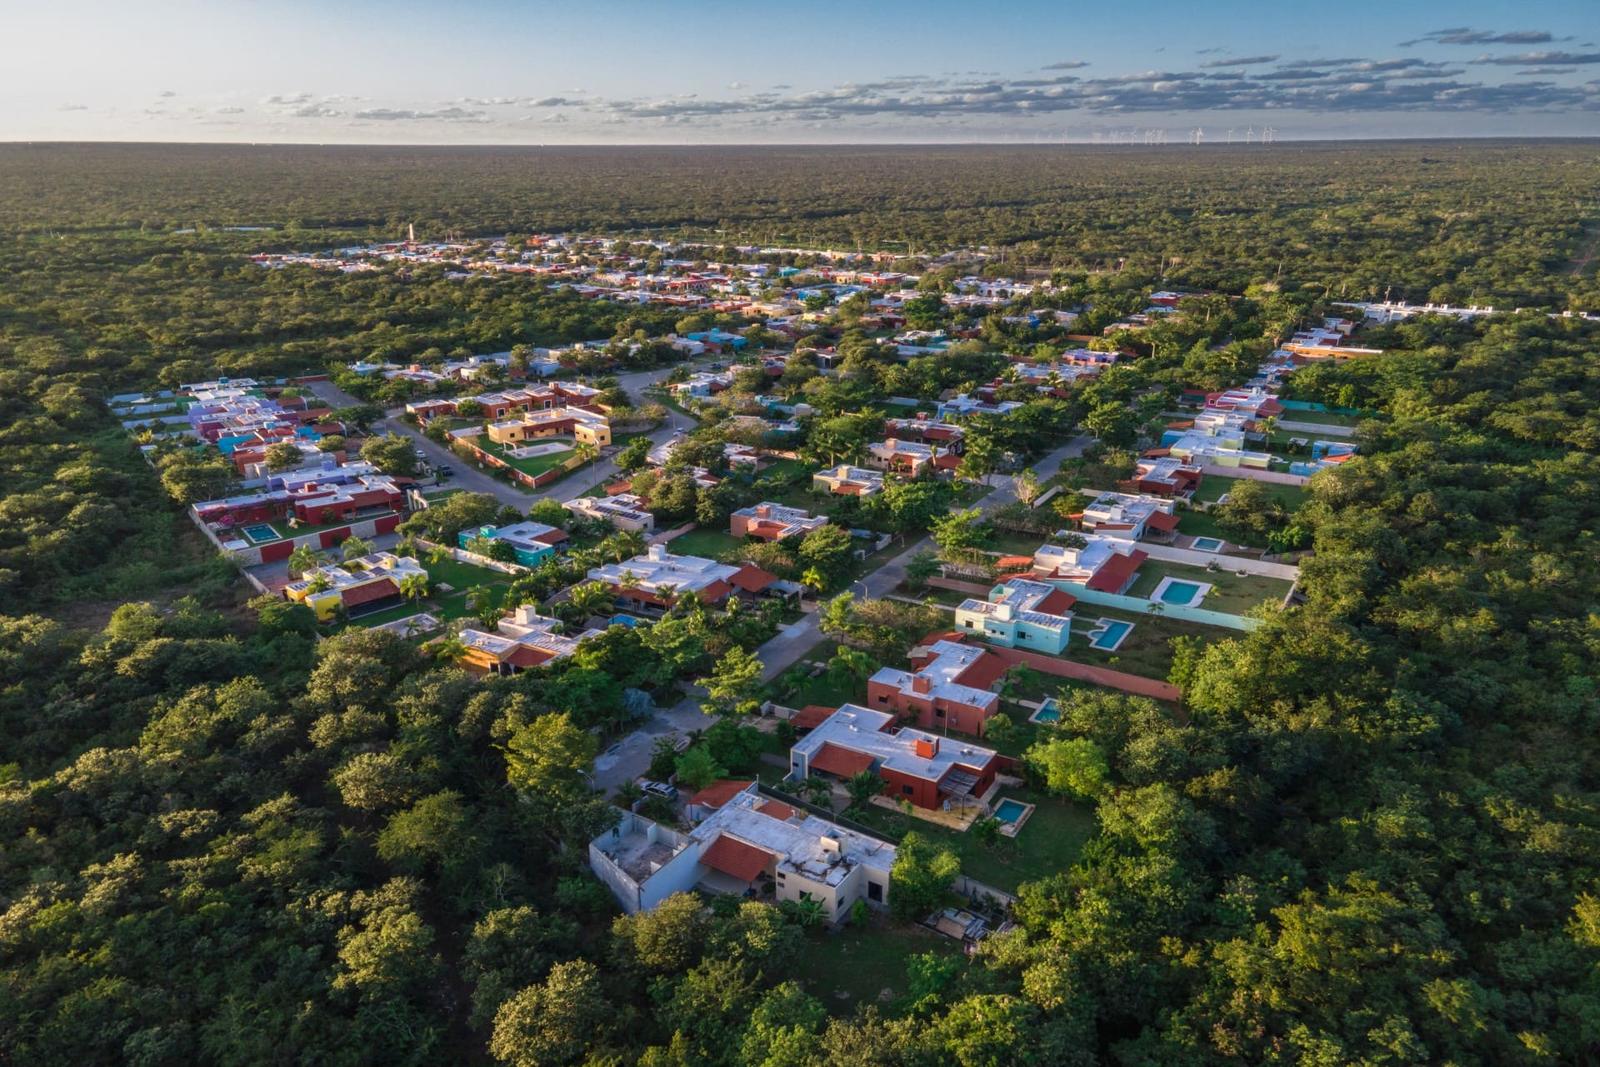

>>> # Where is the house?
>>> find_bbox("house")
[1165,433,1272,470]
[485,405,611,448]
[589,782,895,920]
[954,579,1075,654]
[865,639,1009,736]
[283,551,428,622]
[457,521,569,566]
[730,502,828,542]
[587,544,777,613]
[455,606,603,675]
[1032,535,1148,594]
[1132,456,1203,498]
[562,493,655,532]
[812,464,885,497]
[790,705,1001,812]
[1204,387,1284,419]
[936,394,1022,421]
[884,415,965,450]
[866,438,960,477]
[1076,491,1180,542]
[671,371,733,398]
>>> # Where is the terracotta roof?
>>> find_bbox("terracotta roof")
[729,564,777,593]
[699,834,775,883]
[340,577,400,608]
[755,799,798,821]
[952,649,1011,690]
[688,779,755,811]
[1146,510,1180,532]
[532,528,569,544]
[792,705,837,730]
[808,741,876,778]
[1085,549,1148,593]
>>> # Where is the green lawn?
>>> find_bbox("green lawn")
[667,527,749,560]
[1278,409,1370,428]
[790,921,963,1015]
[849,787,1096,894]
[1176,507,1241,546]
[1193,475,1308,509]
[1125,560,1292,616]
[474,436,579,477]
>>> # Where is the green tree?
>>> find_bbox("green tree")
[697,645,764,717]
[1025,735,1110,800]
[674,745,727,792]
[264,441,303,471]
[502,712,597,798]
[889,831,960,920]
[361,432,421,476]
[489,959,610,1067]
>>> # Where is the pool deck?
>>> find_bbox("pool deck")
[993,798,1037,837]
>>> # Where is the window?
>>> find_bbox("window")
[934,708,944,718]
[902,784,913,796]
[867,881,883,903]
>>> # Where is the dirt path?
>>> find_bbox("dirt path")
[1568,220,1600,277]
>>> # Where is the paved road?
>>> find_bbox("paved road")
[751,432,1094,682]
[306,364,699,511]
[587,432,1096,793]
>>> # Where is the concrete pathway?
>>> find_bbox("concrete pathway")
[1139,542,1301,580]
[1276,419,1357,438]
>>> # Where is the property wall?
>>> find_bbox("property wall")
[1063,585,1262,631]
[1198,464,1308,487]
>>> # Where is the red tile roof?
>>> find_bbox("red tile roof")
[809,742,876,778]
[1085,549,1148,593]
[755,799,798,821]
[340,577,399,609]
[700,834,775,883]
[688,779,754,811]
[1146,511,1180,532]
[792,705,837,730]
[729,564,777,593]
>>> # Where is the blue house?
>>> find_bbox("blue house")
[458,521,568,566]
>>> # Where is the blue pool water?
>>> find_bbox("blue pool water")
[1158,580,1206,605]
[1031,698,1060,723]
[1190,536,1224,552]
[242,523,278,543]
[993,799,1029,824]
[1089,620,1134,650]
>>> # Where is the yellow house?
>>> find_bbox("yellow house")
[284,551,428,621]
[486,406,612,448]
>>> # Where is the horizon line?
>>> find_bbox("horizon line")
[5,134,1600,151]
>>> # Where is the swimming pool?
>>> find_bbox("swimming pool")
[994,799,1029,823]
[1088,619,1134,651]
[241,523,279,543]
[1150,576,1211,607]
[1028,698,1060,725]
[991,797,1036,835]
[1190,536,1225,553]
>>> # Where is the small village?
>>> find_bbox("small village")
[102,229,1401,956]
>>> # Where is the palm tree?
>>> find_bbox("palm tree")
[465,584,495,615]
[567,581,616,621]
[610,529,647,561]
[304,574,333,595]
[465,533,497,557]
[429,633,467,662]
[846,770,884,812]
[287,544,323,578]
[798,776,835,809]
[340,535,373,561]
[398,571,431,606]
[426,545,452,567]
[801,567,828,597]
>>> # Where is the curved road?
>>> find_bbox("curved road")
[306,362,700,508]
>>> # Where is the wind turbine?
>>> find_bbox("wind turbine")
[1226,127,1235,144]
[1245,125,1255,144]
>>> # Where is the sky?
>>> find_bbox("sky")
[6,0,1599,143]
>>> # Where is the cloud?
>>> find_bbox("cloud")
[1515,68,1575,76]
[1471,51,1600,66]
[528,96,581,107]
[57,103,89,112]
[353,106,488,122]
[1401,27,1559,47]
[1200,55,1279,68]
[213,106,246,114]
[1042,60,1089,70]
[159,89,176,98]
